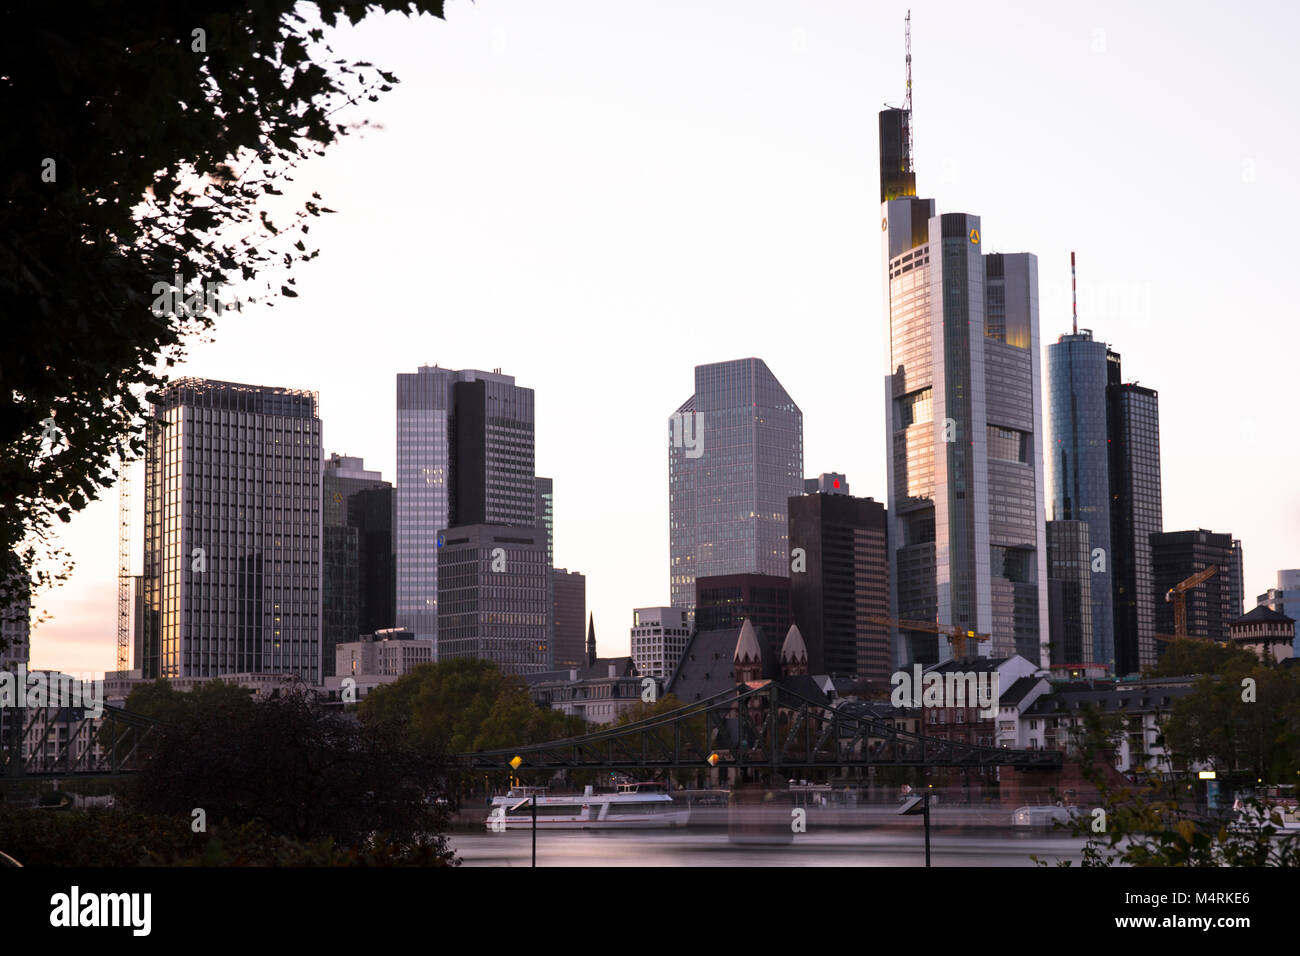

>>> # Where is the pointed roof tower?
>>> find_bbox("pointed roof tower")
[733,618,763,683]
[780,623,809,676]
[586,612,597,667]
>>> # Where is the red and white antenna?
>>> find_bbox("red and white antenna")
[1071,251,1078,336]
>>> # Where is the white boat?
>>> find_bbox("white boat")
[486,783,690,830]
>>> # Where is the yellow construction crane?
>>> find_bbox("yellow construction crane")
[869,615,990,659]
[1154,565,1218,644]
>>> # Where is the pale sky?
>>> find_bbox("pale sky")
[30,0,1300,675]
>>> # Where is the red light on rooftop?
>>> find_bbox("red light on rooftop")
[833,479,840,488]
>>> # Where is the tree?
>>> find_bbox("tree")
[97,677,253,753]
[129,685,457,859]
[359,658,588,754]
[0,1,449,642]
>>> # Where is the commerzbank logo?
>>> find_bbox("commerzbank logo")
[969,228,980,244]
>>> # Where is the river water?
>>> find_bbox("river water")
[450,827,1089,867]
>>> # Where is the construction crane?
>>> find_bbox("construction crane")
[116,446,131,673]
[868,615,990,660]
[1153,565,1218,644]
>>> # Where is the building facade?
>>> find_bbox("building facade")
[436,523,548,676]
[1259,569,1300,654]
[669,358,803,610]
[322,454,392,678]
[1106,352,1163,676]
[880,107,1049,669]
[138,379,322,682]
[1045,330,1114,671]
[1045,519,1093,671]
[395,366,535,644]
[630,606,692,682]
[787,491,890,685]
[1151,529,1244,643]
[0,570,30,671]
[552,567,586,671]
[694,572,791,661]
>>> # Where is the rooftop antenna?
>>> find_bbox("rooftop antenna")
[1071,251,1078,336]
[904,10,914,169]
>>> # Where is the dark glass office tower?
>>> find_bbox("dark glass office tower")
[668,358,803,610]
[395,367,535,644]
[787,492,889,683]
[1046,330,1114,671]
[1046,520,1093,668]
[552,567,586,670]
[880,109,1048,668]
[322,455,392,677]
[694,572,792,661]
[1106,351,1163,676]
[1152,529,1244,643]
[139,379,322,682]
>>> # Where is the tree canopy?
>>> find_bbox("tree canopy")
[0,0,447,638]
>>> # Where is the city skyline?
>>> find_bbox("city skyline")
[19,0,1300,676]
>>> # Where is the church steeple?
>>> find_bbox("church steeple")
[780,624,809,677]
[733,619,763,684]
[586,612,596,667]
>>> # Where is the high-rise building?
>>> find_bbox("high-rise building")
[1259,570,1300,654]
[139,378,322,681]
[1045,519,1093,670]
[552,567,586,671]
[395,366,535,643]
[0,569,30,670]
[694,572,791,662]
[322,455,392,678]
[669,358,803,610]
[880,102,1048,668]
[437,524,548,675]
[1151,529,1244,644]
[1106,351,1163,675]
[787,491,889,684]
[630,606,692,682]
[1045,329,1114,670]
[535,477,555,668]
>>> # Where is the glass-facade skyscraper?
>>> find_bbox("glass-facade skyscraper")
[139,378,322,682]
[1106,351,1163,676]
[668,358,803,611]
[395,367,535,645]
[1046,330,1114,670]
[880,107,1049,667]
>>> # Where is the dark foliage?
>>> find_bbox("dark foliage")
[128,686,458,860]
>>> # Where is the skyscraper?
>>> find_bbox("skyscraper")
[1106,350,1163,675]
[1045,519,1093,670]
[880,102,1049,667]
[322,454,392,678]
[668,358,803,610]
[1045,329,1114,670]
[787,491,890,684]
[395,366,535,644]
[139,378,322,681]
[1151,529,1244,644]
[436,524,548,675]
[552,568,586,671]
[630,606,691,682]
[535,477,555,668]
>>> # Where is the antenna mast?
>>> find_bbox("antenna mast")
[1071,251,1078,336]
[904,10,913,169]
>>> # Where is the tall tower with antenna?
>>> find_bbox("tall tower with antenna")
[904,9,913,170]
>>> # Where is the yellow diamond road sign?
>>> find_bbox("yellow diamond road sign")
[509,755,523,770]
[707,753,719,767]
